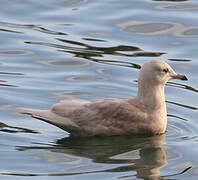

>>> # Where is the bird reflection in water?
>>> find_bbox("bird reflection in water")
[16,134,169,179]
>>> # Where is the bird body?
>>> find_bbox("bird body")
[20,60,187,136]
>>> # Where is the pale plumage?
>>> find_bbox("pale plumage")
[20,60,187,136]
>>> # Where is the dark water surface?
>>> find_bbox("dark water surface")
[0,0,197,179]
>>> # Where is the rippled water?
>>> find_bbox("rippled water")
[0,0,198,179]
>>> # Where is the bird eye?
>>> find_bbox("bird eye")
[163,68,168,73]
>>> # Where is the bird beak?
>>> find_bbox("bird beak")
[171,73,188,81]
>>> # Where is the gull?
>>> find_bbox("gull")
[20,60,187,136]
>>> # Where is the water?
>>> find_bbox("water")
[0,0,197,179]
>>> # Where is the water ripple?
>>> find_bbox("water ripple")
[0,122,38,134]
[167,82,198,93]
[117,20,198,37]
[156,4,198,10]
[0,50,33,56]
[0,21,68,35]
[37,59,90,67]
[167,116,197,141]
[167,101,198,110]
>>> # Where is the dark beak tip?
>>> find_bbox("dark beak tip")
[182,75,188,81]
[172,74,188,81]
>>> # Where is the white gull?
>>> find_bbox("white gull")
[20,60,187,136]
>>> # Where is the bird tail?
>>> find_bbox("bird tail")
[18,108,80,134]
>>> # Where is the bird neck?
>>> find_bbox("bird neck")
[138,83,166,111]
[137,78,168,134]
